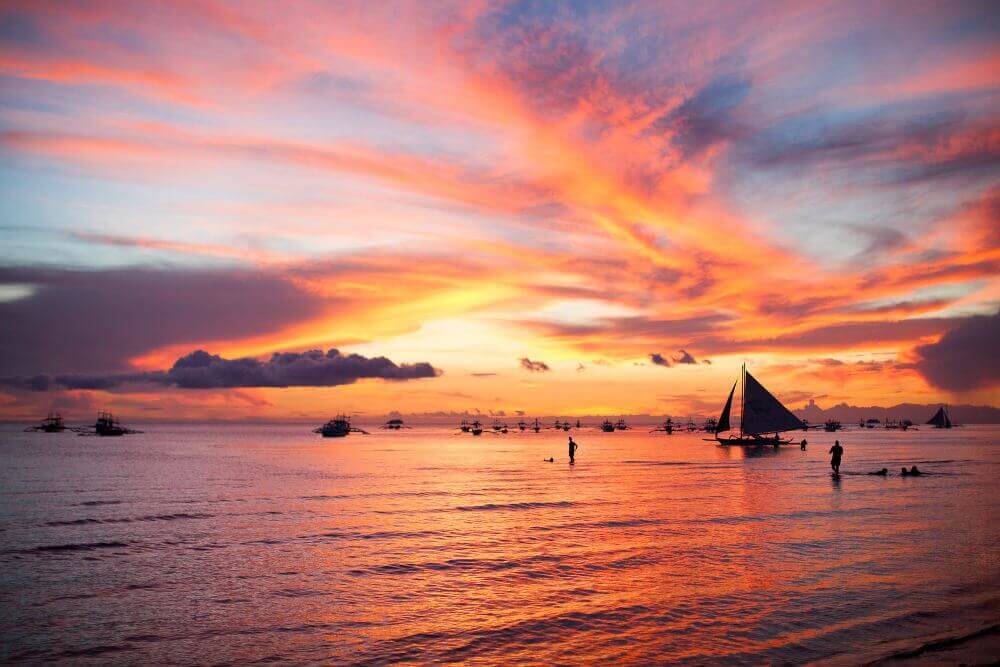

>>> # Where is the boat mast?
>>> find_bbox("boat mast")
[739,363,745,437]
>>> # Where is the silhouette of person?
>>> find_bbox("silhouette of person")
[905,465,922,476]
[568,437,578,464]
[829,440,843,475]
[868,468,888,476]
[800,439,808,450]
[545,457,554,463]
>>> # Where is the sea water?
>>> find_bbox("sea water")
[1,423,997,664]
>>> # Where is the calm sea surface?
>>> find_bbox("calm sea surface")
[1,423,998,664]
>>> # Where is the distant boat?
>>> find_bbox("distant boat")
[380,418,410,430]
[600,419,615,432]
[314,415,368,438]
[926,406,953,429]
[84,411,141,437]
[24,412,66,433]
[532,418,541,433]
[615,418,630,431]
[702,417,718,432]
[650,417,674,435]
[709,365,802,446]
[458,419,471,433]
[517,420,527,431]
[471,420,484,436]
[823,420,842,432]
[865,418,879,429]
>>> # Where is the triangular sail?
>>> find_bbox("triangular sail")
[741,371,804,435]
[927,406,952,428]
[716,382,736,433]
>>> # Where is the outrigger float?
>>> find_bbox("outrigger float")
[707,365,803,447]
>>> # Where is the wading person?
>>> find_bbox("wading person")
[829,440,844,475]
[568,437,578,464]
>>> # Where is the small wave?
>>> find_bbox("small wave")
[43,513,211,527]
[54,644,133,659]
[24,541,130,554]
[622,460,695,466]
[455,500,575,512]
[75,500,122,507]
[865,623,1000,664]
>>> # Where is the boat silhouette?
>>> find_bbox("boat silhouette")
[708,365,801,446]
[24,412,66,433]
[314,415,368,437]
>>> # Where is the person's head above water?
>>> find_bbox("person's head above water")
[835,440,840,446]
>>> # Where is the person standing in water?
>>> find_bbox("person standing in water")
[829,440,844,475]
[568,437,578,464]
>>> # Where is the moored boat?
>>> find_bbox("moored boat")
[314,415,368,438]
[85,411,141,436]
[25,412,66,433]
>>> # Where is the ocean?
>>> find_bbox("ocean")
[1,423,997,664]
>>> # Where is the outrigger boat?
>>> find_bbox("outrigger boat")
[78,411,142,437]
[470,419,484,436]
[708,365,803,447]
[650,417,674,435]
[380,418,411,430]
[532,418,541,433]
[314,415,368,438]
[458,419,471,433]
[600,419,615,432]
[25,412,66,432]
[701,417,718,432]
[823,420,842,432]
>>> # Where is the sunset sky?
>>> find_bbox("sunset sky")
[1,1,998,420]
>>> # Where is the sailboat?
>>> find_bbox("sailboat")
[708,365,803,446]
[926,406,953,429]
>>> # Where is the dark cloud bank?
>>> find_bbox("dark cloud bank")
[0,266,325,376]
[912,312,999,392]
[2,349,440,392]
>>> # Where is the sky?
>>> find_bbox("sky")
[1,0,998,421]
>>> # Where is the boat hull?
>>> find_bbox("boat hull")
[713,435,793,447]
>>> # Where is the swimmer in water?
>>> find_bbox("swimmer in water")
[868,468,888,476]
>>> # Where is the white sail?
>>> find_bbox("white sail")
[741,371,803,435]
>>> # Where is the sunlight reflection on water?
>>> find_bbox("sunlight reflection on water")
[1,424,997,664]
